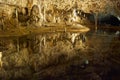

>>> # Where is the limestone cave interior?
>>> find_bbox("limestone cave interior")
[0,0,120,80]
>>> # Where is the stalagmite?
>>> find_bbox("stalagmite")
[72,8,80,22]
[0,52,2,68]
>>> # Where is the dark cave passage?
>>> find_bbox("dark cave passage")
[99,15,120,26]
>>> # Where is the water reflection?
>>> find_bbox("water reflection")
[0,29,120,80]
[29,32,87,54]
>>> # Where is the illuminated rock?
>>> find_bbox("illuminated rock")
[0,52,2,68]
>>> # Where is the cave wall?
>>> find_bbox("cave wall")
[0,0,120,25]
